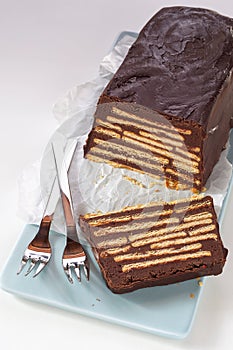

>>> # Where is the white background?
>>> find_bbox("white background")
[0,1,233,349]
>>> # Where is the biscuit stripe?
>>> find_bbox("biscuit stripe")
[97,231,188,249]
[121,251,212,273]
[123,130,174,151]
[122,130,200,164]
[138,130,184,148]
[114,242,202,262]
[148,233,218,249]
[94,217,213,238]
[89,209,174,227]
[82,195,206,219]
[100,245,132,257]
[89,211,212,229]
[89,147,165,172]
[86,155,162,180]
[93,138,169,165]
[111,106,192,136]
[91,138,200,175]
[95,119,185,149]
[122,135,199,168]
[93,217,180,237]
[114,224,216,248]
[106,115,184,142]
[96,119,122,131]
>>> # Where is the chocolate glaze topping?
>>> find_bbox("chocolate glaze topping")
[103,7,233,126]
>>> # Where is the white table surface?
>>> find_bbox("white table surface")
[1,1,233,349]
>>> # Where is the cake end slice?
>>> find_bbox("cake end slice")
[79,195,228,294]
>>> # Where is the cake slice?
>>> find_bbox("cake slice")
[79,195,228,294]
[84,7,233,191]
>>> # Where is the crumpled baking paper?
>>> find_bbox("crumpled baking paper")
[17,32,233,237]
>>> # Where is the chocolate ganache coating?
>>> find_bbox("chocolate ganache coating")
[102,7,233,128]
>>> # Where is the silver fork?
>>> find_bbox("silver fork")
[17,214,52,277]
[52,144,90,284]
[17,168,60,278]
[62,214,90,283]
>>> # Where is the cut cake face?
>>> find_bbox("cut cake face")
[79,195,228,294]
[84,102,204,191]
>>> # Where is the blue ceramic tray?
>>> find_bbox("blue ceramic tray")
[1,130,233,339]
[0,224,206,339]
[1,33,233,339]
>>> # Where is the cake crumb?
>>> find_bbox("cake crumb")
[166,179,179,190]
[190,293,195,299]
[123,175,146,188]
[96,298,101,302]
[198,281,203,287]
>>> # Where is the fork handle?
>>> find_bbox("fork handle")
[28,215,52,251]
[66,225,78,242]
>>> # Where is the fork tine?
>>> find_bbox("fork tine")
[74,265,81,282]
[64,266,74,284]
[17,256,29,275]
[33,261,47,278]
[84,261,90,281]
[25,259,37,276]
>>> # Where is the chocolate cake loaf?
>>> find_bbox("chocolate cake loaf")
[79,195,228,294]
[84,7,233,191]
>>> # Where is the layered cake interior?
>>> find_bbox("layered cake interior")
[84,6,233,191]
[79,195,228,294]
[84,102,203,190]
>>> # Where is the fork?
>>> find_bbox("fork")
[52,143,90,284]
[17,214,52,277]
[62,223,90,283]
[17,172,58,278]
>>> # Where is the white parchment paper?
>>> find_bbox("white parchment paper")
[17,32,233,236]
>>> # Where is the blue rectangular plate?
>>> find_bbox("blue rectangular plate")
[1,33,233,339]
[0,224,208,339]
